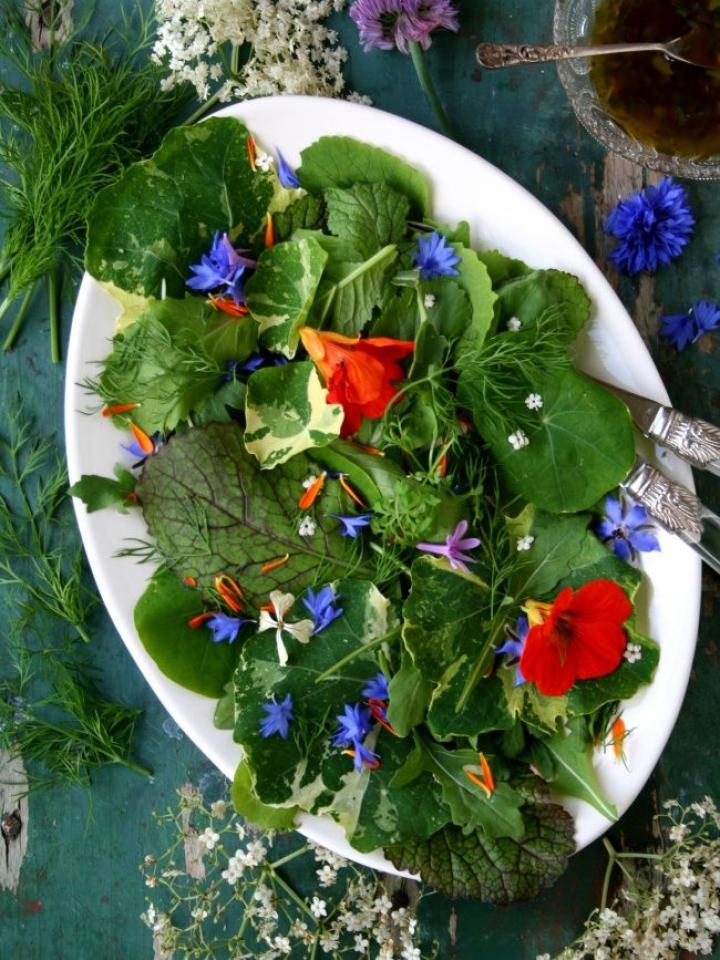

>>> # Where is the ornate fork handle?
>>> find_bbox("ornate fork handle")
[476,40,666,69]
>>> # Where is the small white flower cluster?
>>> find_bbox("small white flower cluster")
[298,516,317,537]
[525,392,543,410]
[507,316,522,332]
[221,837,268,883]
[623,642,642,664]
[516,535,535,552]
[544,798,720,960]
[508,429,530,451]
[153,0,356,104]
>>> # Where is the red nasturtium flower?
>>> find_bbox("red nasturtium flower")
[519,579,632,697]
[299,327,415,436]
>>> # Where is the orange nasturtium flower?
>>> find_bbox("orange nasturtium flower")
[299,327,415,436]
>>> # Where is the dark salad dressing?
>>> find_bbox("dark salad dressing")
[591,0,720,158]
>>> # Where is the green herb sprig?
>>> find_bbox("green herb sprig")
[0,4,192,361]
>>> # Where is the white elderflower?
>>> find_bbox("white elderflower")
[525,392,543,410]
[273,936,292,954]
[624,642,642,664]
[507,316,522,331]
[310,896,328,919]
[669,823,690,843]
[319,930,340,953]
[256,152,274,171]
[508,429,530,450]
[516,535,535,551]
[298,516,316,537]
[199,827,220,849]
[423,293,436,308]
[354,934,370,953]
[210,799,227,817]
[316,864,337,887]
[191,905,209,921]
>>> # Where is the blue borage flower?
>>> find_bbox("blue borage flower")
[597,495,661,563]
[413,230,460,279]
[362,672,389,702]
[302,585,344,634]
[496,615,529,686]
[605,178,695,274]
[276,150,301,189]
[330,513,373,538]
[186,231,255,306]
[660,300,720,351]
[206,612,254,644]
[259,693,294,739]
[331,703,380,770]
[222,353,289,380]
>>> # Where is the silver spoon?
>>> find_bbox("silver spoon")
[476,28,717,70]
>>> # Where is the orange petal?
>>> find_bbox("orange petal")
[465,769,493,797]
[130,422,155,455]
[298,472,326,510]
[214,574,244,613]
[264,212,275,248]
[183,576,198,588]
[247,135,257,171]
[209,294,249,317]
[102,402,140,417]
[339,475,366,508]
[479,753,495,793]
[188,611,215,629]
[260,553,290,574]
[611,717,626,759]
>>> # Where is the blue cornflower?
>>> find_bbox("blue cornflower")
[362,672,389,702]
[332,703,372,746]
[259,693,294,739]
[276,151,301,189]
[302,585,344,634]
[187,232,251,305]
[597,495,661,563]
[605,178,695,274]
[413,230,461,279]
[206,612,253,644]
[222,353,289,380]
[495,615,529,686]
[660,300,720,351]
[330,513,373,538]
[351,740,381,771]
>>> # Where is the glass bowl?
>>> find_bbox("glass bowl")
[553,0,720,180]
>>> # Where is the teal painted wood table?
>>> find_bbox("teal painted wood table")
[1,1,719,957]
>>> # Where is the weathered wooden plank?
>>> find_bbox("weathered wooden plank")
[0,750,29,894]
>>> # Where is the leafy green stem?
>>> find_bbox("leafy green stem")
[0,258,11,287]
[267,867,316,922]
[48,268,61,364]
[408,41,457,140]
[314,626,401,683]
[267,845,310,869]
[2,281,36,352]
[456,612,509,711]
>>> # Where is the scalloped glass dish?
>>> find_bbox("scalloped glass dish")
[554,0,720,180]
[65,96,702,874]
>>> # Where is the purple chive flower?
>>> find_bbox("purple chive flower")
[259,694,294,739]
[276,151,301,189]
[413,231,461,279]
[660,300,720,351]
[605,178,695,275]
[206,613,253,644]
[362,672,389,702]
[350,0,409,51]
[331,513,373,538]
[186,232,254,306]
[597,495,661,563]
[403,0,459,50]
[495,615,529,686]
[302,585,344,634]
[416,519,481,574]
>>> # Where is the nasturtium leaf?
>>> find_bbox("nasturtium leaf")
[134,569,241,698]
[313,243,398,336]
[499,669,568,735]
[476,249,532,288]
[422,742,525,839]
[423,278,473,340]
[231,761,300,829]
[273,194,324,242]
[213,682,235,729]
[298,136,430,219]
[567,628,659,716]
[244,362,343,468]
[427,672,515,741]
[336,736,451,853]
[474,369,636,513]
[386,653,434,737]
[87,118,273,298]
[136,422,360,604]
[325,182,410,261]
[386,794,574,903]
[542,718,617,820]
[402,557,490,684]
[69,465,136,514]
[246,236,327,358]
[232,580,390,808]
[452,245,497,352]
[492,269,591,338]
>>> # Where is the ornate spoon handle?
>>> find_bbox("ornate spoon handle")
[476,41,667,69]
[646,407,720,478]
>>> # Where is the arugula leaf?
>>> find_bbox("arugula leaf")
[427,672,515,741]
[325,182,409,261]
[386,653,433,737]
[474,368,636,513]
[542,718,617,820]
[386,792,574,903]
[402,557,490,684]
[245,361,343,468]
[568,628,659,716]
[246,236,328,358]
[231,761,300,829]
[87,118,273,297]
[312,242,398,336]
[422,742,525,839]
[452,244,497,352]
[309,439,406,507]
[69,465,136,513]
[232,579,389,808]
[134,569,241,698]
[136,422,359,603]
[273,194,324,242]
[297,136,430,219]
